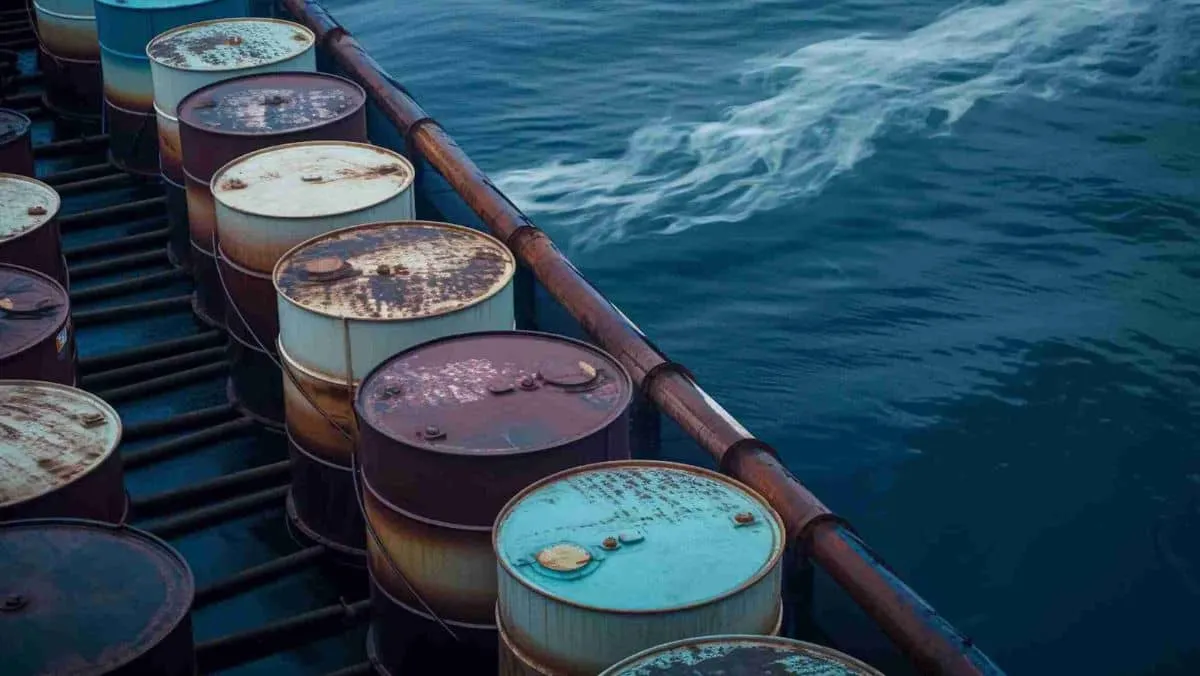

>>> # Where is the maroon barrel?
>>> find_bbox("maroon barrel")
[0,173,68,289]
[177,71,368,333]
[0,380,126,523]
[0,109,35,176]
[355,330,633,666]
[0,263,76,386]
[0,519,196,675]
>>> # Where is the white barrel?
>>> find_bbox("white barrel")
[211,141,415,273]
[147,17,316,183]
[33,0,99,61]
[494,460,786,675]
[273,218,517,387]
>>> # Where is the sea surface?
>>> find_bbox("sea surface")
[327,1,1200,673]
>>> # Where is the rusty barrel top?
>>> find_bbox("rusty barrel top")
[0,381,122,511]
[0,264,70,364]
[147,17,314,73]
[358,330,632,457]
[494,460,785,613]
[0,110,31,145]
[273,220,514,321]
[0,519,194,675]
[597,635,885,676]
[211,141,411,221]
[179,71,366,139]
[0,174,61,245]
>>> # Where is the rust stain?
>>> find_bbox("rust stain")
[149,20,312,70]
[277,223,513,320]
[179,74,364,134]
[0,266,69,361]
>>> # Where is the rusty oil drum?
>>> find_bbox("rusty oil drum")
[180,76,370,346]
[0,264,76,386]
[357,330,634,669]
[31,0,102,120]
[596,634,885,676]
[147,17,316,315]
[273,221,516,557]
[0,381,126,523]
[494,460,786,676]
[0,519,196,675]
[213,142,413,428]
[95,0,249,176]
[0,173,67,289]
[0,109,34,176]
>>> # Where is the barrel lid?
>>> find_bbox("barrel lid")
[494,460,785,613]
[147,18,315,72]
[0,519,194,676]
[0,381,122,509]
[0,174,60,243]
[0,264,69,363]
[211,141,411,218]
[598,635,885,676]
[358,331,632,456]
[0,109,31,143]
[179,72,366,136]
[274,220,514,321]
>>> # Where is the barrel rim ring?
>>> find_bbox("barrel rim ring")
[272,219,515,324]
[0,172,63,244]
[177,70,368,138]
[145,17,316,73]
[0,263,70,362]
[0,109,33,146]
[215,242,272,279]
[31,1,95,21]
[492,459,787,616]
[0,380,124,510]
[596,631,884,676]
[353,328,635,458]
[96,0,217,10]
[361,473,492,533]
[0,516,196,671]
[208,139,414,219]
[368,569,498,632]
[277,337,352,388]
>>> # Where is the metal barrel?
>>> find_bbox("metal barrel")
[95,0,249,176]
[356,329,634,667]
[273,220,516,555]
[0,381,126,523]
[0,109,34,176]
[181,75,369,343]
[147,17,317,321]
[494,460,787,675]
[0,173,66,289]
[0,263,76,386]
[597,634,885,676]
[0,518,196,675]
[31,0,102,120]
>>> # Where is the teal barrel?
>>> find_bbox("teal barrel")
[494,460,787,675]
[597,635,886,676]
[95,0,249,176]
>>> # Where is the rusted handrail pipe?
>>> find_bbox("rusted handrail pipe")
[282,2,1002,673]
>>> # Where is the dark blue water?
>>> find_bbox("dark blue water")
[328,1,1200,673]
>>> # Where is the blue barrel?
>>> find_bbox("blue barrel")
[95,0,248,176]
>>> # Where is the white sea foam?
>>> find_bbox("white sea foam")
[493,0,1174,251]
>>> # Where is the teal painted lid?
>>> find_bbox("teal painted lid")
[598,635,885,675]
[494,460,784,613]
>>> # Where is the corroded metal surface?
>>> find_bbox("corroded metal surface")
[598,635,885,676]
[217,245,277,347]
[0,263,75,385]
[274,220,512,322]
[285,432,364,554]
[147,17,313,72]
[32,0,99,61]
[357,330,632,526]
[0,173,66,287]
[33,0,103,120]
[0,380,125,522]
[280,2,1000,672]
[0,109,34,176]
[0,519,195,675]
[226,332,284,426]
[494,460,784,675]
[280,341,354,464]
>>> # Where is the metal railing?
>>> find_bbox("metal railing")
[278,1,1004,674]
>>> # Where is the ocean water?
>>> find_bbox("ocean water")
[327,1,1200,673]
